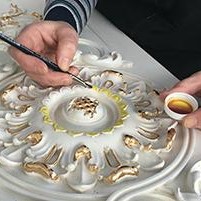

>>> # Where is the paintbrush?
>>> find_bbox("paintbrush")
[0,32,92,88]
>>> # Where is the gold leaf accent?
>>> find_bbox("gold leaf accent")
[6,123,30,135]
[123,135,140,149]
[0,84,17,105]
[74,145,91,161]
[138,108,163,120]
[15,104,31,116]
[18,94,35,101]
[31,12,42,20]
[68,96,99,118]
[141,143,153,152]
[103,165,139,184]
[22,162,59,181]
[23,130,43,145]
[166,128,176,151]
[87,164,100,174]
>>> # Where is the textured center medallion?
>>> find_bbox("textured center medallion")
[67,96,99,119]
[40,86,128,136]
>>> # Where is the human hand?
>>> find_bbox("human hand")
[9,21,79,87]
[160,71,201,129]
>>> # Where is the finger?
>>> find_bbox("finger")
[68,66,79,76]
[9,47,48,74]
[26,70,74,87]
[182,108,201,129]
[160,71,201,98]
[55,24,78,71]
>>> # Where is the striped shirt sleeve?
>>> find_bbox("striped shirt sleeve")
[44,0,98,34]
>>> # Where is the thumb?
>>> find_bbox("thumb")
[182,108,201,129]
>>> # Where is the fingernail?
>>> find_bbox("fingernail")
[59,58,70,71]
[183,116,197,128]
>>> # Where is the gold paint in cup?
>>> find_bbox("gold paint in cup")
[164,92,199,120]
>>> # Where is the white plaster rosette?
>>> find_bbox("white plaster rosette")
[174,160,201,201]
[0,65,193,201]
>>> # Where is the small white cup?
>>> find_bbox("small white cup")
[164,92,199,121]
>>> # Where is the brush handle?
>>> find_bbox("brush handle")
[0,32,92,88]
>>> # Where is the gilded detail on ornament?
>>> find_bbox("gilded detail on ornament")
[0,4,23,27]
[74,145,92,161]
[88,164,100,174]
[23,130,43,145]
[103,165,139,184]
[68,96,99,118]
[138,108,163,120]
[0,84,18,105]
[166,128,176,151]
[6,123,30,135]
[22,162,59,181]
[123,135,141,149]
[15,104,31,116]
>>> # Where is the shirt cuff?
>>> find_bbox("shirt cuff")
[44,6,78,32]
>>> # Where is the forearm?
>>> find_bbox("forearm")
[44,0,98,34]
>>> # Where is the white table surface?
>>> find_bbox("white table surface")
[0,1,201,201]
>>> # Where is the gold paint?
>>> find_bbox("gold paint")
[18,94,35,101]
[74,145,92,161]
[123,135,140,149]
[6,123,30,135]
[6,3,24,17]
[0,4,24,27]
[23,130,42,145]
[68,96,99,118]
[104,148,121,168]
[87,164,100,174]
[166,128,176,151]
[137,127,159,140]
[123,135,153,152]
[22,162,59,181]
[103,165,139,184]
[168,99,193,114]
[31,12,42,20]
[141,143,153,152]
[0,84,18,105]
[15,104,31,116]
[138,108,163,120]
